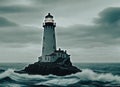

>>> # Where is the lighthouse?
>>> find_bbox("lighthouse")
[17,13,81,75]
[39,13,70,62]
[19,13,81,75]
[40,13,56,62]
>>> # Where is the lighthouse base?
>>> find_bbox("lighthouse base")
[15,58,81,76]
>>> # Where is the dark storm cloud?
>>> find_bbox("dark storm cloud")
[32,0,90,5]
[0,0,8,4]
[0,6,120,49]
[0,5,36,14]
[0,17,17,27]
[0,0,120,62]
[93,7,120,38]
[32,0,61,4]
[57,25,106,48]
[57,7,120,48]
[0,25,42,47]
[1,7,120,49]
[94,7,120,26]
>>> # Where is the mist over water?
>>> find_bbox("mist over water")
[0,63,120,87]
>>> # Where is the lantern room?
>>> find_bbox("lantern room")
[45,13,54,23]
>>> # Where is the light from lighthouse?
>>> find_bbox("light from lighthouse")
[45,18,54,23]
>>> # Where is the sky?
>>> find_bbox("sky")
[0,0,120,63]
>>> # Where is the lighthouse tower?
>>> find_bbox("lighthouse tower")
[39,13,70,62]
[40,13,56,62]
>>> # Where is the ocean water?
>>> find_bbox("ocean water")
[0,63,120,87]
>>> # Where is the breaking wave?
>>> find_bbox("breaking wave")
[0,69,120,86]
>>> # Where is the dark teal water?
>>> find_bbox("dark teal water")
[0,63,120,87]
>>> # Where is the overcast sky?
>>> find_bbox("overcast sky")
[0,0,120,63]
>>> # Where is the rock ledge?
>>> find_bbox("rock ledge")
[15,58,81,76]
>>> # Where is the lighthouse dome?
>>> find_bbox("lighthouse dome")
[45,13,53,18]
[45,13,54,23]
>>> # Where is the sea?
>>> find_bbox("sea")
[0,63,120,87]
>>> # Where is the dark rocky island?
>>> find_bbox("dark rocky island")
[16,58,81,76]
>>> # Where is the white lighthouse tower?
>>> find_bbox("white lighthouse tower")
[40,13,56,62]
[39,13,70,62]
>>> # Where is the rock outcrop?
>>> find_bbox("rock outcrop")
[15,58,81,76]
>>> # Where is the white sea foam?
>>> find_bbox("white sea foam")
[0,69,13,79]
[0,69,120,86]
[74,69,120,83]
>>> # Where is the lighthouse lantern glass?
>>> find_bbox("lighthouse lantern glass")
[45,18,54,23]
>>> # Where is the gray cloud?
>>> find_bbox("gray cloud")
[0,0,120,62]
[0,0,8,4]
[32,0,61,4]
[0,25,42,48]
[57,7,120,49]
[0,17,17,27]
[93,7,120,39]
[0,7,120,49]
[0,5,37,14]
[94,7,120,26]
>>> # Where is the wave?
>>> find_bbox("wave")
[0,69,120,86]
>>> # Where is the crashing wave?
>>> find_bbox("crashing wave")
[0,69,120,86]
